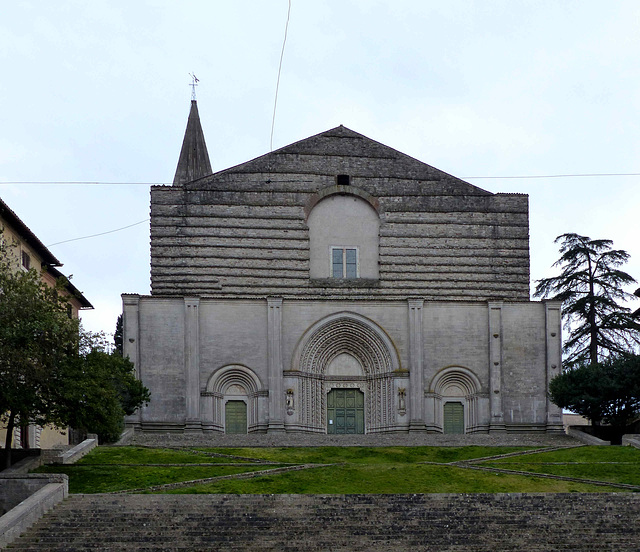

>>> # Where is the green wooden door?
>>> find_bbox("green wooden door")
[443,401,464,434]
[225,400,247,434]
[327,389,364,434]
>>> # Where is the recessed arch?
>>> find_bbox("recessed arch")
[428,366,483,435]
[289,312,400,434]
[304,184,380,220]
[206,364,263,395]
[202,364,264,433]
[430,366,482,396]
[293,312,400,375]
[307,192,380,280]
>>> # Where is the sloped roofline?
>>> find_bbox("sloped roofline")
[195,125,492,195]
[0,196,93,309]
[0,196,62,266]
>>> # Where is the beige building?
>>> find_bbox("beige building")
[0,197,92,449]
[123,101,563,436]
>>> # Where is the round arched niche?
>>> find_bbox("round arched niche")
[307,194,380,279]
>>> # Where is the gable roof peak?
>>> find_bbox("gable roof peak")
[173,100,212,186]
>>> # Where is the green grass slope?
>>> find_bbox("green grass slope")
[35,445,640,494]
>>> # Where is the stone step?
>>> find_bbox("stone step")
[7,493,640,551]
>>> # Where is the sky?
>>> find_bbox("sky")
[1,1,639,337]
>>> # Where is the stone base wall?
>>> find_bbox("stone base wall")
[124,296,563,435]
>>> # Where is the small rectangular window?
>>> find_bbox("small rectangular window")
[21,251,30,270]
[337,174,350,186]
[331,247,358,278]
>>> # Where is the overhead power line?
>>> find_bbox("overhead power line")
[47,218,150,247]
[1,173,640,186]
[463,173,640,179]
[270,0,292,152]
[0,181,164,185]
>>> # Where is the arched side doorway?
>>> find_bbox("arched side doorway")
[202,365,265,433]
[289,312,401,434]
[428,367,483,434]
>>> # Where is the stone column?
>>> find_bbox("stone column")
[545,301,564,432]
[408,299,427,431]
[488,302,506,431]
[267,297,285,432]
[122,294,142,429]
[184,297,202,433]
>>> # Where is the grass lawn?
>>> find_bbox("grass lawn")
[194,446,533,464]
[34,445,640,494]
[164,463,621,495]
[480,445,640,486]
[36,464,283,493]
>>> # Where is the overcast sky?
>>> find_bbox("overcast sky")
[1,1,639,337]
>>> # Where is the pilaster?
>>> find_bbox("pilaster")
[545,301,564,432]
[184,297,202,433]
[488,302,505,432]
[267,297,285,432]
[122,294,141,428]
[408,298,426,431]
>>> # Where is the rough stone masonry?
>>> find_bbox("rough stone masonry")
[123,103,563,437]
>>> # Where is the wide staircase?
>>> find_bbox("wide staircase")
[6,493,640,551]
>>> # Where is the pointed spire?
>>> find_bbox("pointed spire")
[173,100,212,185]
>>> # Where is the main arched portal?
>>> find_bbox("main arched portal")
[288,312,402,434]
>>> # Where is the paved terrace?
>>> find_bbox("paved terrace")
[125,431,579,448]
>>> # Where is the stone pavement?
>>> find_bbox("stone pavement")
[125,431,579,448]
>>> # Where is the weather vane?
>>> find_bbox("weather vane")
[189,73,199,100]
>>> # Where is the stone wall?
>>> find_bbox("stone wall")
[149,126,530,300]
[124,295,562,434]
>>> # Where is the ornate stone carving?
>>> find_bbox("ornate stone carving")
[292,313,400,433]
[286,388,295,415]
[202,365,264,432]
[398,388,406,415]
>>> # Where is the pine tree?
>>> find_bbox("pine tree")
[534,233,640,367]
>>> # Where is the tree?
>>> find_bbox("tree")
[58,331,150,443]
[534,233,640,367]
[114,314,123,356]
[0,254,79,467]
[549,355,640,438]
[1,243,150,465]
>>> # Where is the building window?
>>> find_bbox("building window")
[331,247,358,278]
[336,174,350,186]
[21,251,30,270]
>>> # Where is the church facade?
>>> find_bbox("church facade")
[122,101,563,435]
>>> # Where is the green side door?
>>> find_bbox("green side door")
[327,389,364,434]
[443,401,464,434]
[225,400,247,434]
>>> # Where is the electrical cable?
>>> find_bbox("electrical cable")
[47,218,149,247]
[2,173,640,186]
[270,0,292,152]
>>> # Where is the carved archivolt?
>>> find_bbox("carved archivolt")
[291,312,400,433]
[430,366,482,397]
[202,364,264,433]
[294,312,399,375]
[205,364,262,395]
[428,366,483,433]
